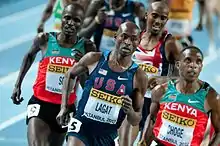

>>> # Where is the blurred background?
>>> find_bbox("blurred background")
[0,0,219,146]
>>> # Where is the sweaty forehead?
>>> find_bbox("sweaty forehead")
[120,23,139,36]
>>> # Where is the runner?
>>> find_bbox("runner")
[37,0,90,33]
[124,1,181,145]
[139,46,220,146]
[79,0,145,52]
[11,4,96,146]
[56,22,148,146]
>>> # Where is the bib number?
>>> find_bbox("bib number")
[166,20,191,36]
[158,117,194,146]
[150,140,158,146]
[45,72,76,94]
[67,118,82,133]
[83,88,122,124]
[27,104,41,118]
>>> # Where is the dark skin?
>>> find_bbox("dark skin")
[56,22,148,146]
[123,2,181,145]
[79,0,146,38]
[37,0,90,33]
[11,4,96,146]
[141,1,181,87]
[139,49,220,146]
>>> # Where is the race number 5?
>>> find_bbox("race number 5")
[67,118,82,133]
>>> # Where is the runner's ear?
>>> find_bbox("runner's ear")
[175,61,180,69]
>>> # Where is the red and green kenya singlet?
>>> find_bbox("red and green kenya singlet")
[33,32,86,104]
[153,80,210,146]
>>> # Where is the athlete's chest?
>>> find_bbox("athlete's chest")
[104,10,135,29]
[91,64,134,96]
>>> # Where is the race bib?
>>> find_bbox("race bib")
[67,117,82,133]
[27,104,41,118]
[45,64,76,94]
[166,19,191,36]
[157,110,196,146]
[83,88,122,124]
[99,29,116,52]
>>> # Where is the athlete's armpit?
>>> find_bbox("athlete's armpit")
[29,33,48,56]
[207,88,220,131]
[68,52,102,79]
[206,88,220,145]
[151,84,166,115]
[165,36,181,63]
[133,68,148,112]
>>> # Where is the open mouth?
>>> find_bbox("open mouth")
[152,25,161,31]
[187,70,197,76]
[121,47,131,53]
[64,25,76,33]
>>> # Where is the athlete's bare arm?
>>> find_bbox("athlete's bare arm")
[37,0,57,33]
[133,2,146,30]
[78,39,97,87]
[11,33,48,104]
[61,52,102,108]
[79,6,105,38]
[123,68,148,126]
[206,88,220,146]
[57,52,102,125]
[140,84,166,145]
[165,36,181,76]
[85,0,104,18]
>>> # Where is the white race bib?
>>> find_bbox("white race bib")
[67,118,82,133]
[157,111,196,146]
[27,104,41,118]
[45,64,76,94]
[166,19,191,37]
[83,88,122,124]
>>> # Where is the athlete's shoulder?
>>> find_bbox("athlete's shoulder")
[84,51,102,61]
[32,32,49,48]
[36,32,49,43]
[152,83,167,102]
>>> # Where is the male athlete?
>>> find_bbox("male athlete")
[11,4,96,146]
[125,1,181,144]
[37,0,90,33]
[79,0,145,52]
[56,22,148,146]
[140,46,220,146]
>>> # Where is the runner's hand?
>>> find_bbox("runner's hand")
[56,107,70,127]
[11,87,24,105]
[95,7,106,24]
[121,95,133,114]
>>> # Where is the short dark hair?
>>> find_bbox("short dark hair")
[180,45,204,59]
[63,3,85,14]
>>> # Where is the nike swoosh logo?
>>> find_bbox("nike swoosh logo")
[122,13,131,17]
[188,99,199,103]
[118,76,128,80]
